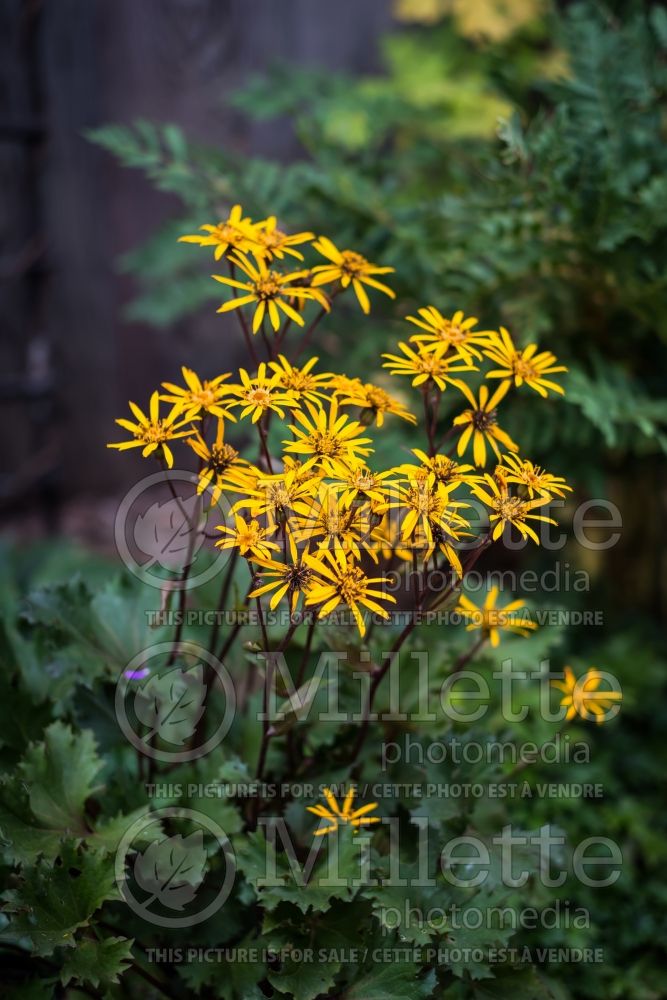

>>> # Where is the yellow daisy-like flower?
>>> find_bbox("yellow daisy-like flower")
[498,453,572,500]
[310,236,395,314]
[406,307,490,362]
[328,461,397,507]
[398,451,478,489]
[268,354,334,407]
[231,465,321,529]
[292,484,379,562]
[472,473,556,544]
[214,515,279,561]
[304,548,396,638]
[455,587,537,647]
[107,392,197,468]
[178,204,259,260]
[483,327,567,397]
[213,252,329,333]
[452,381,518,467]
[552,667,622,723]
[186,418,256,507]
[228,364,297,423]
[249,532,313,616]
[386,471,469,572]
[335,378,417,427]
[307,787,381,837]
[252,216,314,262]
[306,787,380,837]
[160,366,237,420]
[382,341,477,391]
[283,398,374,472]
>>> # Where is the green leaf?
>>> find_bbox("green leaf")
[368,862,445,945]
[178,935,267,998]
[237,828,369,914]
[2,842,119,955]
[344,963,436,999]
[18,723,103,838]
[59,934,134,987]
[0,775,65,865]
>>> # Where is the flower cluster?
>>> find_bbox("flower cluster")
[109,211,572,641]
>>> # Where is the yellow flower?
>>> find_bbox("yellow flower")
[213,252,329,333]
[386,471,469,572]
[214,515,279,560]
[231,465,321,529]
[452,381,518,467]
[228,364,297,423]
[382,341,476,391]
[268,354,333,407]
[186,419,256,506]
[498,453,572,500]
[398,451,478,489]
[283,398,374,472]
[483,327,567,397]
[304,548,396,637]
[249,533,313,615]
[310,236,395,313]
[406,307,490,362]
[292,484,379,562]
[160,366,237,420]
[252,216,314,261]
[178,204,259,260]
[107,392,197,468]
[552,667,622,723]
[307,787,380,837]
[335,379,417,427]
[328,461,397,507]
[455,587,537,647]
[472,473,556,543]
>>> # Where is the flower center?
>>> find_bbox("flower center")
[340,251,367,277]
[512,355,538,380]
[354,470,377,491]
[285,563,311,591]
[254,274,282,300]
[364,387,391,410]
[194,386,217,407]
[138,421,170,444]
[430,457,457,483]
[472,408,497,431]
[246,387,272,407]
[217,223,245,245]
[210,443,238,474]
[261,228,286,249]
[311,432,343,457]
[282,370,316,391]
[407,486,443,517]
[268,483,293,508]
[338,565,368,603]
[238,522,262,547]
[495,495,528,520]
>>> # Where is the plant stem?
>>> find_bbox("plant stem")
[257,418,274,473]
[349,535,492,765]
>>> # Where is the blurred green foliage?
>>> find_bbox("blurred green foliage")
[89,2,667,478]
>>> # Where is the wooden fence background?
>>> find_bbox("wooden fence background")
[0,0,394,509]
